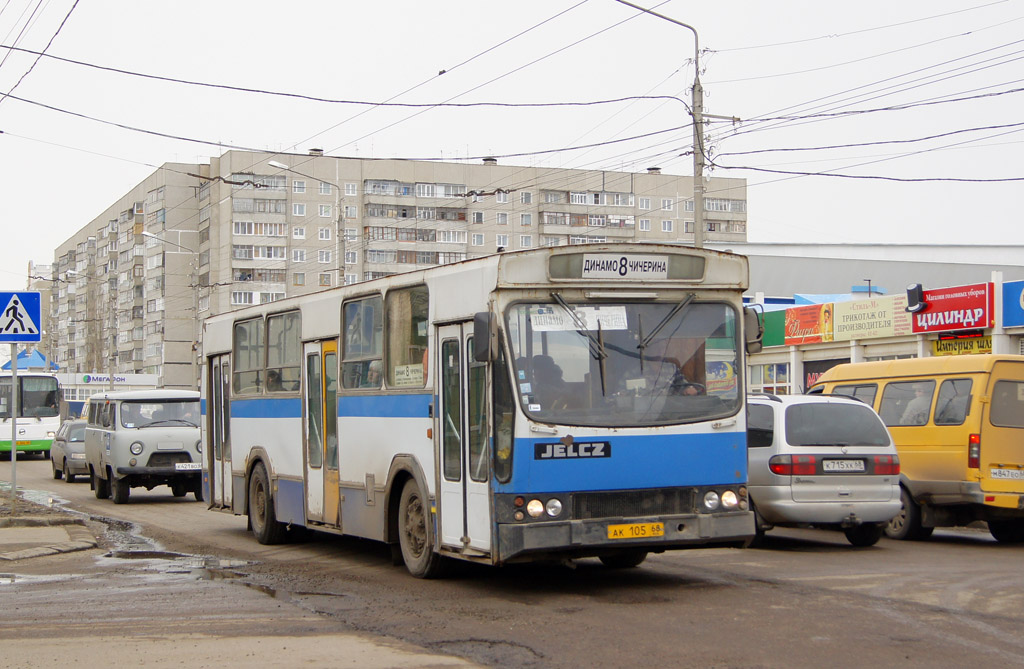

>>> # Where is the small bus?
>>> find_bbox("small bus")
[0,372,63,459]
[202,244,763,576]
[811,355,1024,543]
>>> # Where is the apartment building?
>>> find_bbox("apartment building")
[52,150,748,389]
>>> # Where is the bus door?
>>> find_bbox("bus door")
[437,323,492,554]
[208,355,232,509]
[303,340,341,527]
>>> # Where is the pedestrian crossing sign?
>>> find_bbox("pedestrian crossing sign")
[0,292,41,342]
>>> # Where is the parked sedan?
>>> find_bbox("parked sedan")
[51,419,88,483]
[747,394,901,547]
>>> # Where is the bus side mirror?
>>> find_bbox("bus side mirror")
[744,307,763,355]
[474,312,498,362]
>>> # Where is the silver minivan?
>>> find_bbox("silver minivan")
[747,393,901,546]
[84,389,202,504]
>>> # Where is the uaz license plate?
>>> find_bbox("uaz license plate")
[823,459,865,472]
[608,522,664,540]
[174,462,201,471]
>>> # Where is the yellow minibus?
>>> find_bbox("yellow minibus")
[810,355,1024,543]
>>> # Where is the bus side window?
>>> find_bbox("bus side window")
[934,379,972,426]
[833,383,877,406]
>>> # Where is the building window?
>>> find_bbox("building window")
[344,205,358,218]
[520,235,532,248]
[344,227,357,241]
[662,220,673,233]
[438,230,467,244]
[472,211,484,224]
[319,182,332,195]
[521,213,532,226]
[496,191,508,203]
[234,221,254,235]
[544,191,563,203]
[749,363,790,395]
[661,198,674,211]
[319,273,332,287]
[293,181,306,194]
[496,212,508,226]
[319,227,331,240]
[472,233,484,246]
[639,219,651,231]
[345,183,357,196]
[570,192,588,205]
[542,236,561,247]
[293,272,305,286]
[293,249,306,262]
[232,291,255,306]
[293,203,306,216]
[638,197,651,210]
[345,273,357,285]
[319,204,332,218]
[496,234,508,248]
[293,226,305,239]
[319,250,332,263]
[521,191,532,204]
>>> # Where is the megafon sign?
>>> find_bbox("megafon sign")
[911,283,994,334]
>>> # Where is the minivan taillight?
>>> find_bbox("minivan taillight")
[968,433,981,469]
[769,454,817,476]
[874,454,900,476]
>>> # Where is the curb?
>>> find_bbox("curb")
[0,515,98,561]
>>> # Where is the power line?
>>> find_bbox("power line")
[0,0,79,108]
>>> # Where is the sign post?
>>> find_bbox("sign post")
[0,292,42,513]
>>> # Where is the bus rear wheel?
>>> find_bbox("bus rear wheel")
[397,478,444,578]
[885,487,933,541]
[988,520,1024,543]
[248,462,285,545]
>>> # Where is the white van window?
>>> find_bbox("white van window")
[120,400,201,428]
[747,404,774,448]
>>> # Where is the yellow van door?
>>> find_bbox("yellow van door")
[979,361,1024,495]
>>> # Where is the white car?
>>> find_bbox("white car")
[747,393,901,547]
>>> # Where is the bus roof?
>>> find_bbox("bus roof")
[816,354,1024,386]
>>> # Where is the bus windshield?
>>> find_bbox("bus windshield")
[0,376,60,419]
[506,299,741,426]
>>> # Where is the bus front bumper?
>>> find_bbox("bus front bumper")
[496,510,754,564]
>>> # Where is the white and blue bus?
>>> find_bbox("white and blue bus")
[1,371,63,459]
[202,244,762,576]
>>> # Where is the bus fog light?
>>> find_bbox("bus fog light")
[527,499,544,518]
[703,491,720,510]
[514,511,525,521]
[545,498,563,517]
[721,490,738,508]
[130,442,144,455]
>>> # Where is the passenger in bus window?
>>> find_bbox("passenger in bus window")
[364,360,382,388]
[532,355,566,407]
[267,369,283,391]
[901,384,932,425]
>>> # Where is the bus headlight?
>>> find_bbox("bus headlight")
[130,442,144,455]
[526,499,544,518]
[703,491,720,511]
[46,431,56,438]
[545,498,563,518]
[721,490,739,509]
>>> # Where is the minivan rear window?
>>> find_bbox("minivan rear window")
[990,380,1024,428]
[785,403,890,447]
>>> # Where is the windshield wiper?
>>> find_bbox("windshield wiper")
[550,293,607,361]
[637,293,695,366]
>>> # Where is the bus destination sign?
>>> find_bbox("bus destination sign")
[581,254,668,280]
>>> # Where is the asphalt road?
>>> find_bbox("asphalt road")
[5,453,1024,668]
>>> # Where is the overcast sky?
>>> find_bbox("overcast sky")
[0,0,1021,288]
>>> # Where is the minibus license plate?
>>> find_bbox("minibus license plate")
[174,463,201,471]
[991,468,1024,480]
[823,459,864,472]
[608,522,664,540]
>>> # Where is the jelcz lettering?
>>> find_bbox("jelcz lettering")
[535,442,612,459]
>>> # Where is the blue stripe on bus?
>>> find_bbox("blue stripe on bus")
[495,432,746,493]
[338,393,431,418]
[230,397,303,418]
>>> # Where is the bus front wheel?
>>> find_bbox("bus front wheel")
[599,550,649,568]
[885,487,933,541]
[397,478,444,578]
[248,462,285,545]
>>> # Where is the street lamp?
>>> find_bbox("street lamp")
[142,231,200,391]
[614,0,706,248]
